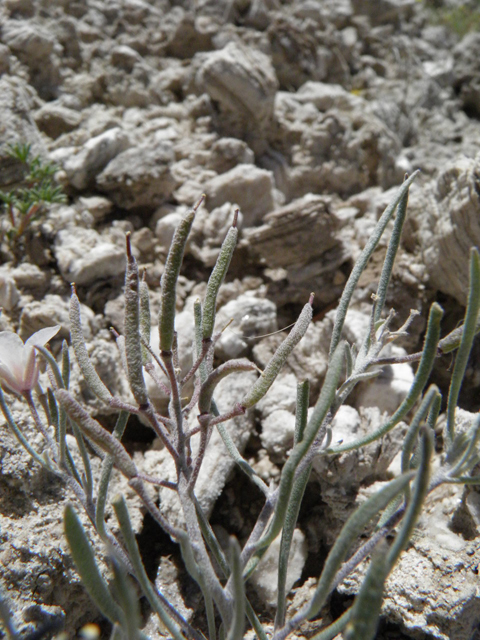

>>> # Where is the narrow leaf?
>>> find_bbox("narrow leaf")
[387,428,432,570]
[329,171,419,358]
[226,537,245,640]
[445,248,480,448]
[139,271,151,365]
[64,504,122,624]
[374,180,410,323]
[344,542,389,640]
[253,342,344,556]
[275,381,310,631]
[328,302,443,454]
[304,472,413,621]
[96,411,129,539]
[112,495,188,640]
[111,558,141,640]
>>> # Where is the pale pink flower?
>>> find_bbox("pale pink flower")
[0,326,61,394]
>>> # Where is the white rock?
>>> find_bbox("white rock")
[189,202,243,266]
[0,76,46,186]
[250,528,307,606]
[423,57,454,85]
[355,347,415,414]
[96,141,176,209]
[295,81,362,112]
[77,196,113,222]
[2,20,54,58]
[340,479,480,640]
[54,228,126,285]
[261,409,296,462]
[18,294,70,340]
[34,102,81,138]
[194,41,278,133]
[209,137,255,172]
[242,193,346,305]
[350,0,415,25]
[214,294,277,360]
[328,404,362,449]
[272,86,401,199]
[243,194,340,269]
[111,44,143,69]
[155,210,185,254]
[409,153,480,303]
[453,32,480,118]
[204,164,275,227]
[257,372,298,418]
[62,128,130,189]
[0,268,20,311]
[313,406,407,490]
[0,43,10,74]
[11,263,49,291]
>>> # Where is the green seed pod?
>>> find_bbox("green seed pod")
[70,285,111,404]
[159,196,204,352]
[241,294,314,409]
[203,211,239,341]
[139,270,151,365]
[56,389,137,479]
[124,234,148,406]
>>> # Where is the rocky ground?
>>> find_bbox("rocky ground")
[1,0,480,638]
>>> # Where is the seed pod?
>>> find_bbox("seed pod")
[139,270,151,365]
[70,285,111,404]
[56,389,137,479]
[241,294,314,409]
[159,196,204,352]
[202,211,239,341]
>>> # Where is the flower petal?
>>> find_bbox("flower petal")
[23,345,39,392]
[25,325,61,349]
[0,331,25,365]
[0,332,27,390]
[0,361,24,393]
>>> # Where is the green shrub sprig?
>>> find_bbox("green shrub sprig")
[0,143,66,259]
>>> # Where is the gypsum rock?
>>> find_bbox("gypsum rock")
[213,293,278,361]
[0,76,46,188]
[55,127,130,190]
[192,41,278,149]
[340,471,480,638]
[242,193,349,306]
[54,226,126,286]
[203,164,276,227]
[1,18,61,100]
[96,140,176,210]
[271,83,402,199]
[408,152,480,304]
